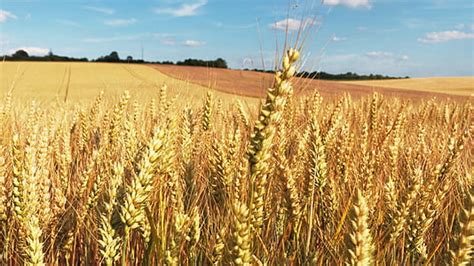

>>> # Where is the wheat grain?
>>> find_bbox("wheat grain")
[345,189,374,266]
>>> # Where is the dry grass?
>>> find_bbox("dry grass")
[343,77,474,96]
[0,50,472,265]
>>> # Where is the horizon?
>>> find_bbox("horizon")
[1,0,473,78]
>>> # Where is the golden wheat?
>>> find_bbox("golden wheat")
[0,48,471,265]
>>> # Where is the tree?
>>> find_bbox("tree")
[95,51,120,62]
[108,51,120,62]
[176,58,228,69]
[12,50,29,58]
[214,58,227,68]
[126,55,133,62]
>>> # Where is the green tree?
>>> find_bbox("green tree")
[12,50,29,58]
[108,51,120,62]
[214,58,227,68]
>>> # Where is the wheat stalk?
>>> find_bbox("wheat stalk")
[345,189,374,266]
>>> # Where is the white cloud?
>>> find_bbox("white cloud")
[365,51,393,58]
[365,51,409,61]
[270,18,317,31]
[0,10,17,23]
[83,6,115,15]
[418,31,474,43]
[323,0,371,8]
[154,0,207,17]
[83,35,141,43]
[182,40,205,47]
[400,55,409,61]
[332,36,347,42]
[104,18,137,26]
[8,47,49,56]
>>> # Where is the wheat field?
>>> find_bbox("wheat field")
[0,49,472,265]
[0,61,256,105]
[343,77,474,97]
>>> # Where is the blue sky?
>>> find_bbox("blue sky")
[0,0,473,77]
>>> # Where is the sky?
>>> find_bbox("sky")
[0,0,473,77]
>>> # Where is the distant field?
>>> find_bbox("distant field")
[1,62,470,106]
[341,77,474,96]
[0,61,255,104]
[151,64,469,100]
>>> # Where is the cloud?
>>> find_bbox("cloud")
[270,18,318,31]
[365,51,393,58]
[83,6,115,15]
[182,40,205,47]
[323,0,371,8]
[83,35,141,43]
[357,26,368,32]
[365,51,409,61]
[154,0,207,17]
[418,31,474,43]
[150,34,200,46]
[8,47,49,56]
[104,18,137,26]
[331,36,347,42]
[0,10,17,23]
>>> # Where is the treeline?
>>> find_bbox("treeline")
[176,58,227,68]
[3,50,88,62]
[2,50,228,69]
[95,51,145,63]
[296,71,408,80]
[246,69,408,80]
[3,50,405,79]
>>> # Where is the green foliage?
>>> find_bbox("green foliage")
[176,58,228,68]
[296,71,408,80]
[96,51,120,62]
[4,50,88,62]
[245,68,409,80]
[12,50,29,58]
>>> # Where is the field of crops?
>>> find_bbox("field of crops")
[343,77,474,96]
[152,64,471,100]
[0,61,255,104]
[0,49,472,265]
